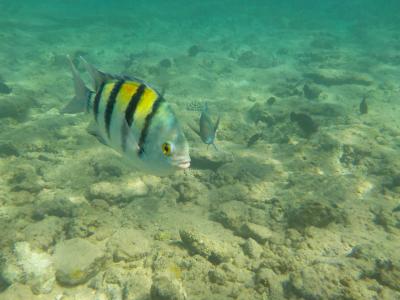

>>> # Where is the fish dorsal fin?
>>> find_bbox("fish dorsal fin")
[80,56,116,91]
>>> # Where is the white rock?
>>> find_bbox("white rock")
[14,242,55,294]
[89,179,148,203]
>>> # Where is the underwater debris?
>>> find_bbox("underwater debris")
[309,34,337,50]
[106,228,151,262]
[150,274,187,300]
[0,142,19,157]
[0,93,37,121]
[54,238,107,285]
[0,81,12,94]
[266,96,276,105]
[188,44,201,57]
[303,83,322,100]
[305,69,373,86]
[237,50,256,66]
[360,96,368,114]
[248,102,275,126]
[286,201,344,229]
[237,50,278,69]
[290,112,318,136]
[382,174,400,192]
[247,133,263,147]
[240,222,273,244]
[179,229,229,264]
[242,238,263,259]
[159,58,172,68]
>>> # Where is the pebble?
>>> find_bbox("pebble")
[303,83,322,100]
[0,81,12,94]
[242,238,263,258]
[213,200,249,232]
[240,223,273,244]
[54,238,107,285]
[22,216,64,250]
[150,274,187,300]
[287,201,342,229]
[88,180,148,203]
[106,228,151,262]
[179,228,229,264]
[305,69,373,86]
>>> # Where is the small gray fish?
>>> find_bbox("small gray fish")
[360,96,368,115]
[189,103,220,149]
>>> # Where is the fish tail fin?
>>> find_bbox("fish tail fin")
[80,56,111,91]
[62,55,92,114]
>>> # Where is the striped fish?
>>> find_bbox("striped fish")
[63,56,190,175]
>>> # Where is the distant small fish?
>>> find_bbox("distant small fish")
[290,112,318,136]
[360,96,368,114]
[63,56,190,175]
[189,103,220,149]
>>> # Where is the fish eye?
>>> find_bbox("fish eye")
[162,142,173,156]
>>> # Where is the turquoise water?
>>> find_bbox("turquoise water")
[0,1,400,299]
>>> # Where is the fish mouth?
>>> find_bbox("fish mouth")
[172,157,191,169]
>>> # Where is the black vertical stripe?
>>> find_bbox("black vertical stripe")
[137,96,164,156]
[104,80,124,139]
[125,84,146,126]
[121,84,146,152]
[93,82,105,122]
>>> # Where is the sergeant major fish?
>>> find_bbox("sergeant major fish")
[63,57,190,175]
[189,102,220,150]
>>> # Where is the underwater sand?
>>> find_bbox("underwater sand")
[0,1,400,299]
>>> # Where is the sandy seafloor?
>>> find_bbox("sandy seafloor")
[0,2,400,299]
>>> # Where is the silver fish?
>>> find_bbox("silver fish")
[189,103,220,150]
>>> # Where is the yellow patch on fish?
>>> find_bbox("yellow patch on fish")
[134,87,158,127]
[101,82,116,104]
[115,82,140,112]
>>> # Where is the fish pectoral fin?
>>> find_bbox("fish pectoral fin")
[188,123,201,138]
[122,119,140,153]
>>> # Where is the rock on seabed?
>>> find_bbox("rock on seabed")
[54,238,107,286]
